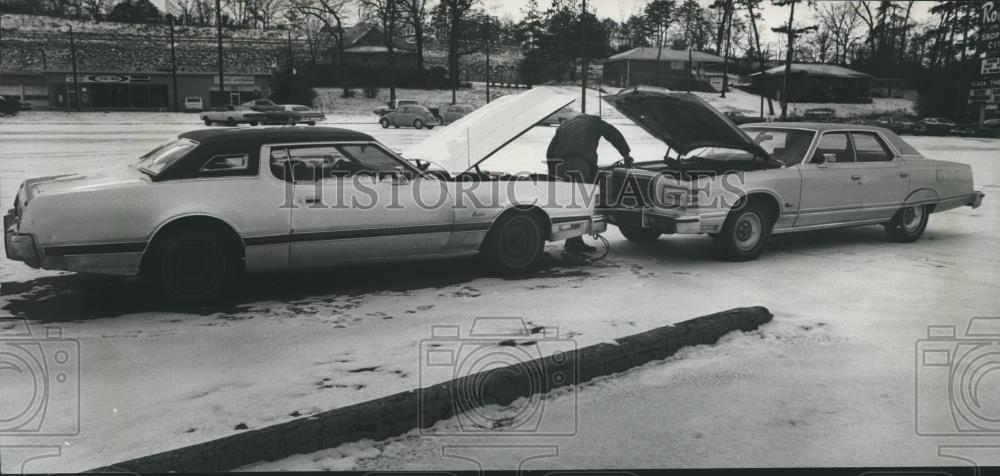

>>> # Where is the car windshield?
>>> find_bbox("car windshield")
[685,128,816,165]
[135,138,198,176]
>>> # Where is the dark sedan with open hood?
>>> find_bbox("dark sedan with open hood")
[599,86,984,261]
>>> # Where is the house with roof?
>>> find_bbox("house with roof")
[748,63,874,103]
[601,47,726,91]
[329,23,417,82]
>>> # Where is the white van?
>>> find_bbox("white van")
[184,96,204,112]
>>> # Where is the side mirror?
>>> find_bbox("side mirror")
[392,165,410,184]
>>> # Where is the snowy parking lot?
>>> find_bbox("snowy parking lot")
[2,106,999,472]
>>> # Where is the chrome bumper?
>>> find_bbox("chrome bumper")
[4,210,41,268]
[549,215,607,242]
[968,191,985,209]
[606,208,706,234]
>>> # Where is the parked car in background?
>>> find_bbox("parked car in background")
[379,105,439,129]
[979,118,1000,138]
[873,116,919,135]
[442,104,476,124]
[598,86,984,261]
[199,104,267,126]
[949,123,978,137]
[373,99,419,116]
[263,105,326,126]
[539,106,581,126]
[918,117,956,135]
[0,96,24,116]
[184,97,204,112]
[803,107,837,122]
[243,99,281,112]
[6,89,605,302]
[724,110,766,125]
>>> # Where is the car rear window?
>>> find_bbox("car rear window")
[136,138,199,176]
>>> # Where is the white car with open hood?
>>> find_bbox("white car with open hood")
[600,86,985,261]
[4,88,605,302]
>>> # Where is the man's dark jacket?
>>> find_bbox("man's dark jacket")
[546,114,630,181]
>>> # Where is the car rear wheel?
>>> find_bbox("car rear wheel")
[380,118,390,128]
[413,119,424,129]
[715,201,772,261]
[619,225,661,243]
[307,121,316,126]
[226,117,237,126]
[249,121,258,126]
[885,204,929,242]
[145,228,239,303]
[286,117,295,126]
[203,118,212,126]
[483,211,545,275]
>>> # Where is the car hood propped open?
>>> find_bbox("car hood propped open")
[402,87,575,174]
[604,85,781,166]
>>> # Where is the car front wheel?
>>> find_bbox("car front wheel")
[380,118,390,128]
[226,117,237,126]
[483,211,545,274]
[413,119,424,129]
[307,121,316,126]
[619,225,661,243]
[716,201,772,261]
[203,118,212,126]
[885,204,929,242]
[145,228,239,303]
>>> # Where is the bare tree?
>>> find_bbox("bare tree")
[644,0,676,85]
[433,0,478,103]
[743,0,773,115]
[771,0,817,118]
[360,0,402,102]
[289,0,353,96]
[171,0,216,25]
[815,1,861,65]
[400,0,430,86]
[849,0,876,62]
[81,0,109,20]
[248,0,288,28]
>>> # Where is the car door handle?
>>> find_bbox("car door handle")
[899,172,909,178]
[851,174,862,180]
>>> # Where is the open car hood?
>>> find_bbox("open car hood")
[604,86,780,166]
[402,87,574,173]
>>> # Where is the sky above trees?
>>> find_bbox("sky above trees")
[149,0,934,46]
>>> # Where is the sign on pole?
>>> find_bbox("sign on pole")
[983,58,1000,76]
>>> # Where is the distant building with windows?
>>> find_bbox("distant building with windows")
[601,47,726,91]
[748,63,874,103]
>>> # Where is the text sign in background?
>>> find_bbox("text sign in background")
[972,2,1000,107]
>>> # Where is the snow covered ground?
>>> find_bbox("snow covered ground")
[1,90,997,472]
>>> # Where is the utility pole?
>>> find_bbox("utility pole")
[169,16,179,113]
[215,0,225,105]
[68,24,80,112]
[287,30,294,73]
[485,15,491,103]
[580,0,587,114]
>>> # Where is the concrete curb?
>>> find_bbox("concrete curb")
[94,306,772,473]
